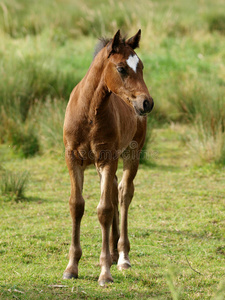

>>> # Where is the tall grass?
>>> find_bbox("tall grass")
[139,116,156,164]
[0,98,66,157]
[0,169,29,201]
[0,51,76,119]
[0,31,82,156]
[188,120,225,165]
[33,98,66,154]
[0,0,144,39]
[168,78,225,164]
[207,14,225,34]
[0,105,39,157]
[0,0,224,164]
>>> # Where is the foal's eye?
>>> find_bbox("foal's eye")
[117,66,127,75]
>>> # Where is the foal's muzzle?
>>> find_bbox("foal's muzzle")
[143,98,154,113]
[134,97,154,116]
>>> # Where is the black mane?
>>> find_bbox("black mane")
[93,35,127,59]
[93,38,111,59]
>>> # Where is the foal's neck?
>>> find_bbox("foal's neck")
[82,49,111,115]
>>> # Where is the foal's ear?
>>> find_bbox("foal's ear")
[108,30,121,56]
[126,29,141,49]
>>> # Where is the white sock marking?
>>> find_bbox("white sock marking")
[126,54,139,73]
[118,251,131,266]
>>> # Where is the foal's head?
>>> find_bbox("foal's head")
[103,30,154,116]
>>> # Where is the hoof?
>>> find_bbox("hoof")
[117,262,131,271]
[98,278,113,287]
[63,272,78,279]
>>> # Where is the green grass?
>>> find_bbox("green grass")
[0,127,224,299]
[0,0,225,298]
[0,0,224,163]
[0,168,29,201]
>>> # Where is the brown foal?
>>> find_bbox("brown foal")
[63,29,154,286]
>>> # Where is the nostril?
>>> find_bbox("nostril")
[143,99,151,112]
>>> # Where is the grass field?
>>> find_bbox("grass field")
[0,127,225,299]
[0,0,225,299]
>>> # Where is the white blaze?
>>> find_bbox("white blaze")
[126,54,139,73]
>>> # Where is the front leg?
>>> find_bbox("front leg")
[117,156,139,270]
[96,161,118,286]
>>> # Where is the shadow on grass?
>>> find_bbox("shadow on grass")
[0,195,49,203]
[25,196,49,203]
[139,161,182,172]
[133,227,223,241]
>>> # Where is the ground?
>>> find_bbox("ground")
[0,125,224,299]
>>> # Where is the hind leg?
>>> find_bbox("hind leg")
[63,150,85,279]
[110,176,120,264]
